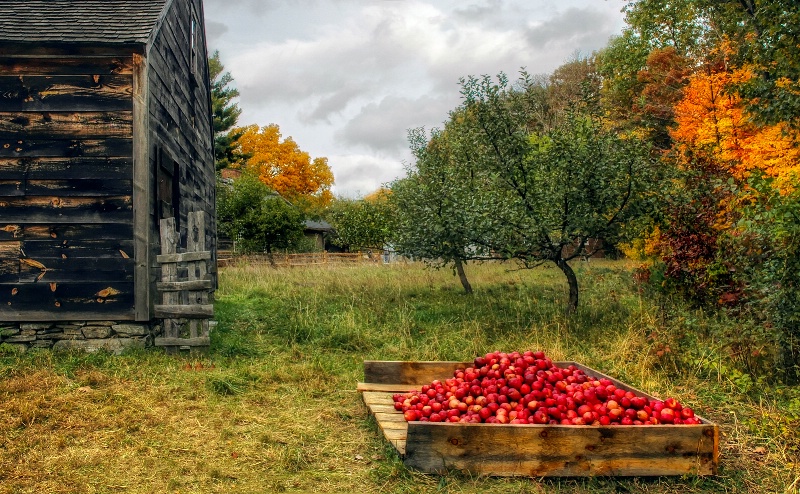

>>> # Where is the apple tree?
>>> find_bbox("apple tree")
[217,172,304,260]
[390,126,498,294]
[326,193,395,255]
[457,73,655,313]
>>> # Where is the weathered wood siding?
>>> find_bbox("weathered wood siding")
[0,52,137,320]
[0,0,216,323]
[145,0,216,314]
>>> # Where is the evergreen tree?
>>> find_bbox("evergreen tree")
[209,51,246,170]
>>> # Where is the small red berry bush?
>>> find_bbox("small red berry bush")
[393,351,699,425]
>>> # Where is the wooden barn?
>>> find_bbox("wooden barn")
[0,0,216,350]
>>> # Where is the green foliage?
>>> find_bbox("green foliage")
[704,0,800,128]
[452,72,656,312]
[595,30,651,128]
[209,51,247,170]
[735,175,800,383]
[622,0,712,58]
[216,173,305,254]
[390,126,495,289]
[326,196,395,251]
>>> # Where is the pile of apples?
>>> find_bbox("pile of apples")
[392,350,701,426]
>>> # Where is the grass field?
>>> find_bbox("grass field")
[0,260,798,493]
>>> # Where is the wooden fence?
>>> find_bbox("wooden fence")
[218,251,383,268]
[154,212,214,351]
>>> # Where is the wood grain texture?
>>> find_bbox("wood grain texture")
[153,336,210,347]
[357,382,428,393]
[22,223,133,240]
[403,422,717,477]
[153,304,214,319]
[23,179,132,197]
[156,251,211,263]
[363,361,471,385]
[186,211,209,338]
[0,56,134,75]
[0,241,19,282]
[131,50,150,322]
[18,257,134,282]
[0,281,134,320]
[0,75,132,112]
[0,137,132,158]
[159,217,179,338]
[0,111,132,138]
[156,279,212,292]
[0,196,132,223]
[21,239,133,259]
[0,157,133,180]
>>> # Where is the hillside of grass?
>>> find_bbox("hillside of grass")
[0,260,797,493]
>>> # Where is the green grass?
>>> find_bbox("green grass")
[0,260,798,493]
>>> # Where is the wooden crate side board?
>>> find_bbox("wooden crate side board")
[153,212,213,349]
[403,422,717,477]
[363,360,471,385]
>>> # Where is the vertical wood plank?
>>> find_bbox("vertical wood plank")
[132,52,151,321]
[186,211,208,338]
[159,217,179,343]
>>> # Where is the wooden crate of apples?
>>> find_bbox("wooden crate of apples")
[358,350,719,477]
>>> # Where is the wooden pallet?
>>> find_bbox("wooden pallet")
[358,360,719,477]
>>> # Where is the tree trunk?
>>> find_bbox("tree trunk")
[778,329,799,385]
[556,258,578,315]
[455,258,473,295]
[266,247,277,268]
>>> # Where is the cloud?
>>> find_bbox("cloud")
[203,1,628,198]
[329,153,408,198]
[525,7,620,52]
[298,85,368,124]
[204,20,228,45]
[337,95,456,154]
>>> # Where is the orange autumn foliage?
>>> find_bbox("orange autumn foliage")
[671,66,800,188]
[236,124,334,207]
[363,187,392,203]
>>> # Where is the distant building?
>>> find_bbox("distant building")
[303,220,335,252]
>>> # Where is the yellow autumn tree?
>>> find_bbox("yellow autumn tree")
[671,65,800,187]
[235,124,334,208]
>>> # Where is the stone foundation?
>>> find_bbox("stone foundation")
[0,321,159,354]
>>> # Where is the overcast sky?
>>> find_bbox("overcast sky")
[203,0,629,198]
